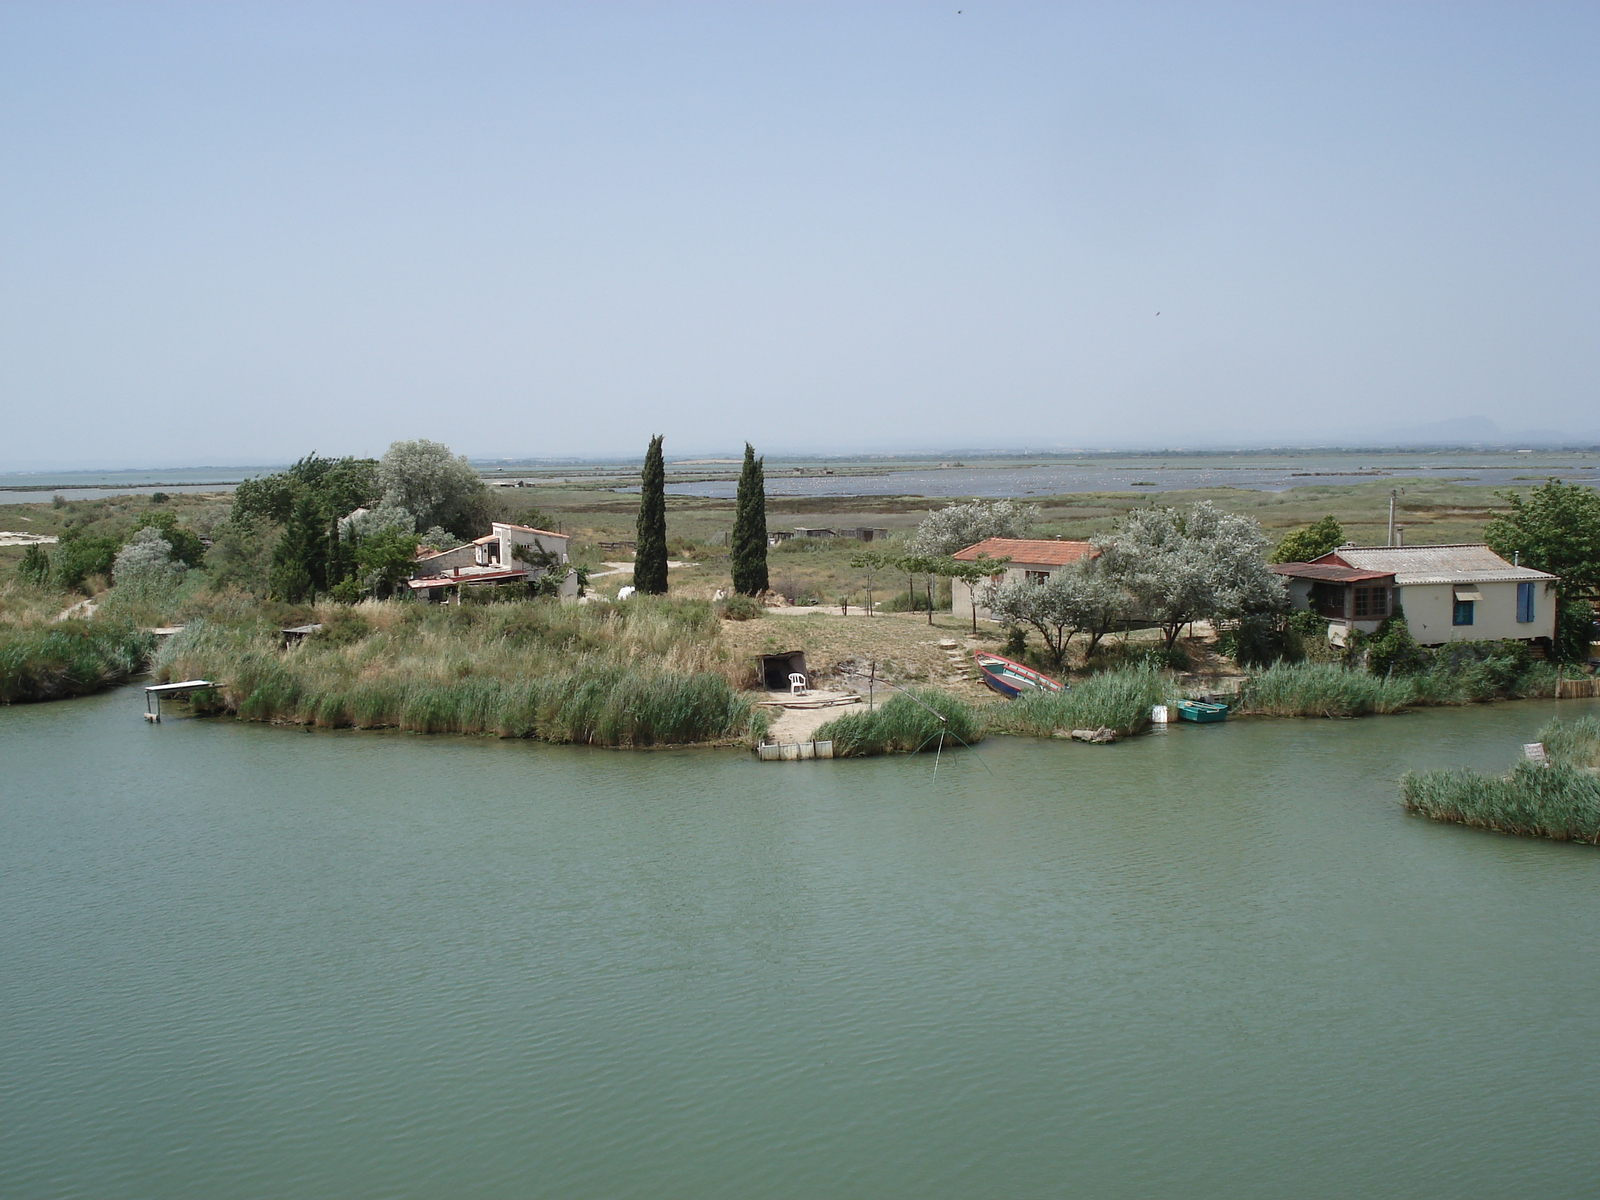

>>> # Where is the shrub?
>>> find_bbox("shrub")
[717,593,764,621]
[815,690,984,756]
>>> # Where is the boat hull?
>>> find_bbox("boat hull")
[973,652,1064,699]
[1175,700,1228,723]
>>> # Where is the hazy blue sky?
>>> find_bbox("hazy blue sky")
[2,2,1596,469]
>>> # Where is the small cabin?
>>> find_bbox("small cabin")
[949,537,1097,622]
[1273,544,1558,647]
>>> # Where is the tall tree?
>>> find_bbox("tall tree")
[633,435,669,595]
[909,498,1036,556]
[730,443,769,595]
[1484,479,1600,599]
[1270,516,1344,564]
[1093,502,1285,649]
[270,493,329,603]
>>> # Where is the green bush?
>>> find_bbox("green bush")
[815,689,984,756]
[716,593,764,621]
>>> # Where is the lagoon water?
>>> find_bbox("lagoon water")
[4,691,1599,1199]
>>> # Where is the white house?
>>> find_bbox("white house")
[407,522,579,602]
[1272,544,1557,647]
[950,537,1097,623]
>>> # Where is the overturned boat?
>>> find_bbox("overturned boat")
[973,652,1065,699]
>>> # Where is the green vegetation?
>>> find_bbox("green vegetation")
[1401,715,1600,843]
[154,595,756,746]
[730,443,769,596]
[634,435,668,595]
[1484,478,1600,598]
[0,622,155,703]
[991,668,1169,738]
[1270,516,1344,563]
[1236,663,1415,717]
[814,689,984,756]
[1236,645,1557,718]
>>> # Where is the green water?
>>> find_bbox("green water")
[4,690,1598,1198]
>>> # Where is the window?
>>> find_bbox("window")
[1025,570,1050,586]
[1517,581,1535,623]
[1353,587,1389,619]
[1453,599,1475,626]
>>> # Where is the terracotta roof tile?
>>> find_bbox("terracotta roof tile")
[951,537,1095,567]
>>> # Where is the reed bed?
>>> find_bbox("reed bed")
[1235,662,1415,718]
[814,689,985,757]
[990,667,1170,739]
[155,598,758,746]
[1236,658,1558,718]
[1400,716,1600,843]
[0,622,155,703]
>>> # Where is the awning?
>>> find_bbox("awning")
[1454,587,1484,601]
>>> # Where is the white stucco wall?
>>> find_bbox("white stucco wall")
[952,563,1058,622]
[1399,580,1555,645]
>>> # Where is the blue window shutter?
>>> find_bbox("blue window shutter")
[1516,581,1534,623]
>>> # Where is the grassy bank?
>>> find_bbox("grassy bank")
[988,667,1171,739]
[0,622,155,703]
[155,597,760,747]
[814,689,985,756]
[1235,657,1558,719]
[1400,716,1600,843]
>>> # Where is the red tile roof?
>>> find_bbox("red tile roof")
[1271,563,1394,583]
[951,537,1095,567]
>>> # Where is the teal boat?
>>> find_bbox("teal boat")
[1175,699,1228,723]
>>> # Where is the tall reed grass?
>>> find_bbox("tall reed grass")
[814,689,984,756]
[154,597,757,746]
[1235,663,1415,718]
[1400,716,1600,843]
[990,667,1169,738]
[0,622,155,702]
[1236,658,1559,718]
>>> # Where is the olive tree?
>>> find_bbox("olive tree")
[112,528,188,601]
[1093,502,1285,650]
[909,498,1035,556]
[984,558,1128,666]
[379,439,488,539]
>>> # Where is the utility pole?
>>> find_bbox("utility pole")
[1387,488,1400,547]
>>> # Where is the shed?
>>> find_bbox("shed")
[756,650,809,690]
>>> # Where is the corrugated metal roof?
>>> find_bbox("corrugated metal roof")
[1317,544,1557,586]
[952,537,1095,567]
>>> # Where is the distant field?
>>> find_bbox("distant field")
[5,449,1592,600]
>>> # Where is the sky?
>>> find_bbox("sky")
[2,2,1597,470]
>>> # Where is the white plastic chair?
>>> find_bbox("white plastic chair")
[788,672,807,695]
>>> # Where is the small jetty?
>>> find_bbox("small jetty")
[143,679,215,722]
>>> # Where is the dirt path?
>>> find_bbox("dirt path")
[758,692,865,742]
[55,596,97,621]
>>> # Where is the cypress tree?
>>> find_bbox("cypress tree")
[270,492,329,602]
[730,443,769,595]
[633,435,669,594]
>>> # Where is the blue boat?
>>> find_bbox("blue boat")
[973,652,1065,699]
[1175,699,1228,723]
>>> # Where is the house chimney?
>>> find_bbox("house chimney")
[1396,527,1405,547]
